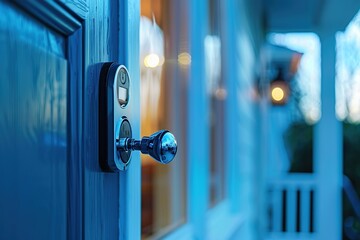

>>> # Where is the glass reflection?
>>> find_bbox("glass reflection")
[140,0,187,238]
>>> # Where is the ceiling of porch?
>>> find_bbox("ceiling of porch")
[262,0,360,32]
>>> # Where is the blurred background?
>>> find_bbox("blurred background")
[139,0,360,239]
[2,0,360,239]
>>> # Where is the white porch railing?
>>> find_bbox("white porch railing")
[266,174,317,240]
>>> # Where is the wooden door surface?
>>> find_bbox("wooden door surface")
[0,1,140,239]
[83,0,140,239]
[0,1,73,239]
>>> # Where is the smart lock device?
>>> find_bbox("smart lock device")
[99,62,177,172]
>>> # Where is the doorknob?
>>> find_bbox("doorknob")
[117,130,177,164]
[98,62,177,172]
[109,117,177,171]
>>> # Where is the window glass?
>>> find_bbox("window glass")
[140,0,188,238]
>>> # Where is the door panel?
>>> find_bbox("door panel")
[0,2,67,239]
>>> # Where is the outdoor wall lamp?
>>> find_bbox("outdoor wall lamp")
[98,62,177,172]
[270,68,289,105]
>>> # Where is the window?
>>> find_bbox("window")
[140,0,188,238]
[139,0,255,238]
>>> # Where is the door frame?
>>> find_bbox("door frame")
[118,0,141,239]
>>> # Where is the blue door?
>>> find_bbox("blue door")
[0,2,71,239]
[0,1,140,239]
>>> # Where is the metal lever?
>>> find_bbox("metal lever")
[116,130,177,164]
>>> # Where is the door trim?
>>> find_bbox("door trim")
[118,0,141,239]
[14,0,86,35]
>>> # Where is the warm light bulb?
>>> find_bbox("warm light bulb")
[271,87,285,102]
[144,53,160,68]
[178,52,191,65]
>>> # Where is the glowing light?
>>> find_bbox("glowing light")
[271,87,285,102]
[178,52,191,65]
[144,53,161,68]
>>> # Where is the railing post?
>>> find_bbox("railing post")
[300,186,311,233]
[286,187,297,233]
[271,186,283,233]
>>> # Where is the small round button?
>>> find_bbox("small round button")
[117,118,132,164]
[119,69,127,84]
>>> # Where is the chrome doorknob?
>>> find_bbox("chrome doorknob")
[117,130,177,164]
